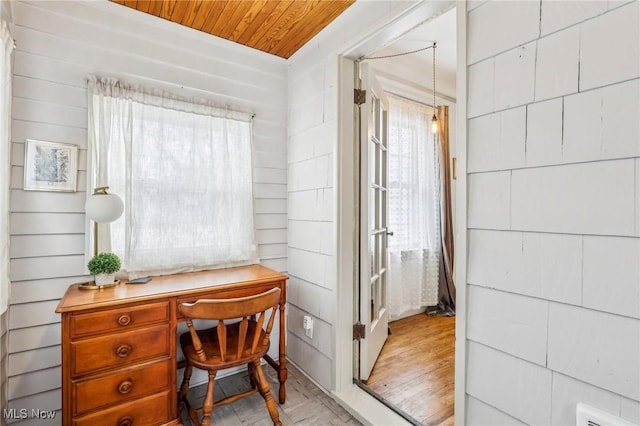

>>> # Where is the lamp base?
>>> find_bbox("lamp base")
[79,280,120,290]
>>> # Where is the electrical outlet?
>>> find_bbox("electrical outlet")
[303,315,313,338]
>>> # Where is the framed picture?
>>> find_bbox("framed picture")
[23,139,78,192]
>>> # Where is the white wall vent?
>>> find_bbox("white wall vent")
[576,403,637,426]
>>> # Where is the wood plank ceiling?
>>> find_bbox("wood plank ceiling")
[111,0,356,59]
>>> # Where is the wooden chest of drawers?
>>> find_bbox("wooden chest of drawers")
[56,265,289,426]
[59,300,178,426]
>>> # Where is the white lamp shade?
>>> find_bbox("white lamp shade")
[85,192,124,223]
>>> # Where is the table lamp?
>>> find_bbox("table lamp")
[82,186,124,290]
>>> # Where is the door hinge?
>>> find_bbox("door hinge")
[353,322,365,340]
[354,88,366,105]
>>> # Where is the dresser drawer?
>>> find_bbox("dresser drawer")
[73,359,171,415]
[73,390,172,426]
[71,301,170,338]
[71,324,170,376]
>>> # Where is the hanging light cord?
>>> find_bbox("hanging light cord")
[359,43,436,61]
[432,42,438,133]
[359,41,439,131]
[358,42,439,109]
[432,42,437,111]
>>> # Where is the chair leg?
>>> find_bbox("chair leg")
[180,364,200,426]
[248,362,257,389]
[253,360,282,426]
[179,364,193,417]
[201,370,217,426]
[180,364,193,403]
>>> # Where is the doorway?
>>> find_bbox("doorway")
[333,2,467,425]
[346,5,458,425]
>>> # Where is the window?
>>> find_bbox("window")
[387,94,440,254]
[0,21,13,314]
[87,77,258,279]
[386,94,441,317]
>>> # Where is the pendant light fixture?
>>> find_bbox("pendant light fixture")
[431,42,438,134]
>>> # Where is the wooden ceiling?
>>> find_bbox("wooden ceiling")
[112,0,356,59]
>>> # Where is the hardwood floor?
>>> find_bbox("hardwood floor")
[181,363,361,425]
[364,313,455,426]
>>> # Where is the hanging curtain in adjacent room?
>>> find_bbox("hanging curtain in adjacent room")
[436,105,456,313]
[387,94,441,320]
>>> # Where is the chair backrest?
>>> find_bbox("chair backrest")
[178,288,281,363]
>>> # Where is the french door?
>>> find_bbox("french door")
[357,62,390,381]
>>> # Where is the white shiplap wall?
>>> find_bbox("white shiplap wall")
[286,0,422,391]
[1,0,13,420]
[465,1,640,425]
[1,311,8,422]
[7,0,287,420]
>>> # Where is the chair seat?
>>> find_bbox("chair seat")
[178,288,282,425]
[180,320,270,370]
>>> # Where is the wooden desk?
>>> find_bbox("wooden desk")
[56,264,288,426]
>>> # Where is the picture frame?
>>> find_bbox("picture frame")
[23,139,78,192]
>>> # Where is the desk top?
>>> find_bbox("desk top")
[56,264,288,314]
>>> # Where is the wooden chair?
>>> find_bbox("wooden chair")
[178,287,282,426]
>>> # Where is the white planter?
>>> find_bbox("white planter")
[95,273,116,286]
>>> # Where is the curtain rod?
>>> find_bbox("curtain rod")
[374,69,457,104]
[359,43,436,62]
[385,90,435,109]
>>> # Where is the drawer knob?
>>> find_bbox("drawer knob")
[118,416,134,426]
[116,344,132,358]
[117,380,133,395]
[117,314,131,326]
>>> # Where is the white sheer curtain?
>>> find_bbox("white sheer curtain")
[87,76,258,279]
[387,94,441,320]
[0,20,13,314]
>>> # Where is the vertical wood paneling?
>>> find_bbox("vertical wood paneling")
[7,0,287,412]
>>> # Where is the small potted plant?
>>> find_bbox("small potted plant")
[88,252,121,286]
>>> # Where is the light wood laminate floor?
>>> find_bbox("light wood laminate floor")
[364,313,455,426]
[181,363,361,425]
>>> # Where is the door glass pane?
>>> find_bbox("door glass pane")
[374,189,380,230]
[369,139,375,183]
[372,98,376,139]
[374,143,380,186]
[378,271,387,316]
[380,269,387,313]
[381,190,387,237]
[376,231,386,273]
[371,95,378,139]
[381,231,387,277]
[378,189,385,231]
[381,148,387,190]
[370,234,376,276]
[370,278,378,322]
[369,187,375,231]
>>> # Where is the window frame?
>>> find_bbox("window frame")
[86,77,258,279]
